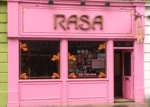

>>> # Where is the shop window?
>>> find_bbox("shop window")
[68,41,106,79]
[19,40,60,79]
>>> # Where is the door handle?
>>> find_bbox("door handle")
[125,77,129,80]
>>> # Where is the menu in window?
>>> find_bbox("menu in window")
[92,59,104,69]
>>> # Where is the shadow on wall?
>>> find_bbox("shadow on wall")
[146,96,150,102]
[147,98,150,102]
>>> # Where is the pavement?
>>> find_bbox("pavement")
[20,102,150,107]
[69,102,150,107]
[48,102,150,107]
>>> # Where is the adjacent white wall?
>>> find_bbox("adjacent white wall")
[144,3,150,102]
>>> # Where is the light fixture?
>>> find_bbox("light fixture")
[105,1,110,7]
[48,0,54,5]
[80,0,85,6]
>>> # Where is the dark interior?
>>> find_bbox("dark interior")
[114,50,122,97]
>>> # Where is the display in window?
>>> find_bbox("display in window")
[68,41,106,79]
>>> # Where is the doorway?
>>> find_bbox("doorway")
[114,50,134,102]
[114,51,122,98]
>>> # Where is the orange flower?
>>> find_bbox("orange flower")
[51,72,59,79]
[20,73,28,79]
[22,48,28,52]
[51,52,76,61]
[98,43,106,51]
[20,42,28,52]
[98,72,106,78]
[69,72,77,79]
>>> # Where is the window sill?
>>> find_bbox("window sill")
[19,78,62,82]
[67,78,108,82]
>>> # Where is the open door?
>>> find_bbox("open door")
[122,51,134,100]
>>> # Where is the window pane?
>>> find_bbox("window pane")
[124,52,131,76]
[19,40,60,79]
[114,41,133,47]
[68,41,106,79]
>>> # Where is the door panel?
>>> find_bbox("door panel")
[122,51,133,99]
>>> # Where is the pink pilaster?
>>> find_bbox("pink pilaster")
[133,4,145,102]
[7,39,19,107]
[107,40,114,102]
[60,39,68,105]
[7,1,19,107]
[134,41,145,102]
[8,2,19,37]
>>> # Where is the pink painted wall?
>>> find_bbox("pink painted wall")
[7,0,145,107]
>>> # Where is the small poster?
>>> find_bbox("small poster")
[97,54,105,59]
[92,59,104,68]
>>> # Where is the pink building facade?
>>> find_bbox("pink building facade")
[7,0,145,107]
